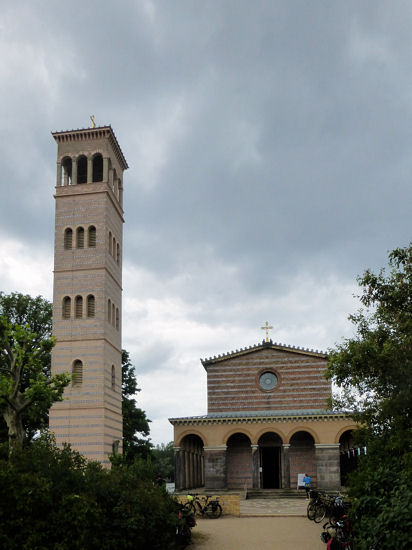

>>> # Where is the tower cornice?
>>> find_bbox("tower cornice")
[52,126,128,171]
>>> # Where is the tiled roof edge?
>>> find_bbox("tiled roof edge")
[201,339,328,366]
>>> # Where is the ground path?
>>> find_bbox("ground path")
[191,497,324,549]
[192,516,324,549]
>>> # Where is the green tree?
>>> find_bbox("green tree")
[152,441,175,481]
[327,244,412,549]
[0,301,70,457]
[122,350,152,461]
[0,292,56,444]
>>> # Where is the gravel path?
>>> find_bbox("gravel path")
[192,516,324,550]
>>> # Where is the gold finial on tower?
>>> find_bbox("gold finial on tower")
[90,115,96,128]
[260,321,273,342]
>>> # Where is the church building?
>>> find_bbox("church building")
[170,332,356,491]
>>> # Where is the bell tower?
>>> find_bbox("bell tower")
[49,125,128,465]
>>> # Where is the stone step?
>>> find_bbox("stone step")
[246,489,307,499]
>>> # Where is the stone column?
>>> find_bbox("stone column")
[72,158,78,186]
[251,445,259,488]
[103,157,109,182]
[87,157,93,183]
[174,447,183,491]
[184,451,190,489]
[282,444,291,489]
[315,444,341,490]
[203,445,227,489]
[56,162,62,186]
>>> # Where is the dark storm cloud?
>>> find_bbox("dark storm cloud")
[2,1,412,442]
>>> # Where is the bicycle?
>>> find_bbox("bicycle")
[307,490,327,523]
[176,502,196,546]
[184,493,222,518]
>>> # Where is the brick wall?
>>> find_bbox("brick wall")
[289,444,316,488]
[207,348,330,412]
[227,444,253,489]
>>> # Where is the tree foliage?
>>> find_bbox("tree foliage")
[122,350,152,461]
[327,244,412,549]
[152,441,175,481]
[0,435,180,550]
[0,293,69,457]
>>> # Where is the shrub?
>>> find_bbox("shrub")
[0,436,180,550]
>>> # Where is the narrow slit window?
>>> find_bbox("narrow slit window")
[64,228,73,250]
[87,295,95,318]
[62,296,71,319]
[62,157,72,186]
[72,360,83,386]
[116,243,120,264]
[111,365,115,391]
[77,227,85,249]
[112,237,116,258]
[109,232,112,255]
[116,308,120,330]
[88,226,96,248]
[112,303,115,326]
[75,295,83,318]
[92,154,103,182]
[77,155,87,184]
[108,299,111,322]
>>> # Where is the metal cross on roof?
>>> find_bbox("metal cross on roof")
[260,321,273,342]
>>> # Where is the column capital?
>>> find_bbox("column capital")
[204,445,227,451]
[282,444,291,449]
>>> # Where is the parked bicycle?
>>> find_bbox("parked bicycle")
[307,489,327,523]
[307,490,349,525]
[176,502,196,546]
[184,493,222,518]
[320,516,352,549]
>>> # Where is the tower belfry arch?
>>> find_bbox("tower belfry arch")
[49,125,128,465]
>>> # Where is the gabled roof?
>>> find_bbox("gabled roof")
[201,339,328,370]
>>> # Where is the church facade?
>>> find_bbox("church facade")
[170,339,356,491]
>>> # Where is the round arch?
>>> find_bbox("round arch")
[253,427,286,445]
[223,427,253,445]
[334,425,358,444]
[286,426,320,444]
[176,429,207,448]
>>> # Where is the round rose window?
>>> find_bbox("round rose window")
[259,371,278,391]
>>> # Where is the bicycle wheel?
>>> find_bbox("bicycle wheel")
[307,503,317,521]
[182,501,196,515]
[205,502,222,518]
[314,504,326,523]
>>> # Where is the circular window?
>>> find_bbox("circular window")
[259,371,278,391]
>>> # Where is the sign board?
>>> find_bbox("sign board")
[297,473,305,489]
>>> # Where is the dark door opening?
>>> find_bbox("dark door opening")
[260,447,281,488]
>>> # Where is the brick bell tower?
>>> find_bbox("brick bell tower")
[49,124,128,465]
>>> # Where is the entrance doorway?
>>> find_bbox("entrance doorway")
[258,432,282,489]
[260,446,281,488]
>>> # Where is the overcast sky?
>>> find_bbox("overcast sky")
[1,1,411,445]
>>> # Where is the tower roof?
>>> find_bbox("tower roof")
[51,125,128,170]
